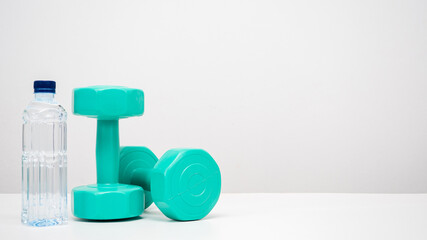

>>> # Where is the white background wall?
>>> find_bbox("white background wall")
[1,0,426,193]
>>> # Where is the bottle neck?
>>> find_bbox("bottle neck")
[34,93,55,103]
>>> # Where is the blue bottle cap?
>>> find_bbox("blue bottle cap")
[34,80,56,93]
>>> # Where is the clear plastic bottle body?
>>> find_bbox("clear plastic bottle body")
[22,93,68,226]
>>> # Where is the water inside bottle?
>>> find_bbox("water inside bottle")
[22,94,68,226]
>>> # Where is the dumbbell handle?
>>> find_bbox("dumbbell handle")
[131,168,153,191]
[96,120,119,184]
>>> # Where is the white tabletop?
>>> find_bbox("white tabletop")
[1,193,427,240]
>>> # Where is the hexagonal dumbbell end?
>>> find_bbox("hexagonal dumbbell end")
[73,86,144,120]
[119,146,158,210]
[72,184,145,220]
[119,147,221,221]
[152,149,221,221]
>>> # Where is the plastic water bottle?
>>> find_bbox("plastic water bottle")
[21,81,68,226]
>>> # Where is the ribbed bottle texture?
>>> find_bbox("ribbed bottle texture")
[22,92,68,227]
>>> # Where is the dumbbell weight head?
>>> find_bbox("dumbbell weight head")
[72,86,145,220]
[119,146,158,209]
[72,184,145,220]
[119,147,222,221]
[73,85,144,120]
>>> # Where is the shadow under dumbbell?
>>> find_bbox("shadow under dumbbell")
[142,209,221,222]
[72,216,143,223]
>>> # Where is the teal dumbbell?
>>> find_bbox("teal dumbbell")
[119,147,221,221]
[71,86,145,220]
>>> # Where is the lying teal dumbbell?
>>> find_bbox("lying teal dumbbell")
[119,147,221,221]
[72,86,145,220]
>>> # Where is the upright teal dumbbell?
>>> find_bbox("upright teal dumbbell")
[119,147,221,221]
[72,86,145,220]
